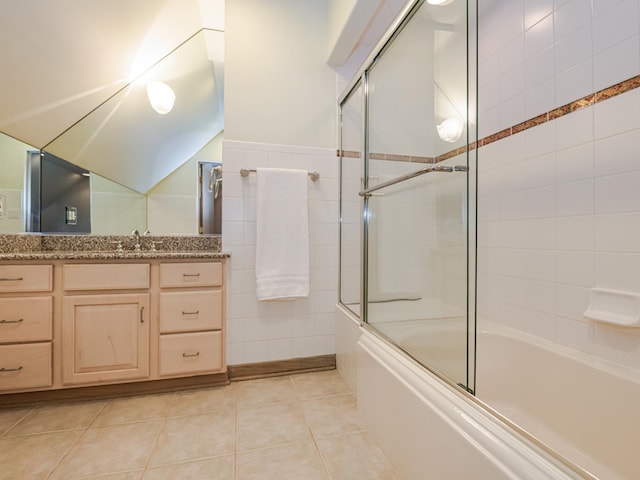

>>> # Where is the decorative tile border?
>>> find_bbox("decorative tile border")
[338,74,640,162]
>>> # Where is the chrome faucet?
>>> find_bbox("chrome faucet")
[131,229,141,251]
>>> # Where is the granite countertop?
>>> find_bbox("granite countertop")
[0,234,230,261]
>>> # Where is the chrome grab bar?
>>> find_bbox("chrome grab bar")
[358,164,468,197]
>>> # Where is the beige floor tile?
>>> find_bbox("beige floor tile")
[236,441,328,480]
[49,420,163,479]
[147,411,235,467]
[0,429,81,480]
[0,407,32,436]
[168,384,237,417]
[6,401,105,436]
[236,402,312,452]
[316,432,400,480]
[301,393,365,438]
[142,456,234,479]
[235,375,297,408]
[93,394,174,426]
[291,370,351,398]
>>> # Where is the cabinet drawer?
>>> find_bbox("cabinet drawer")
[159,290,222,333]
[0,265,52,293]
[160,262,222,288]
[159,331,222,376]
[63,263,149,291]
[0,342,52,391]
[0,296,52,343]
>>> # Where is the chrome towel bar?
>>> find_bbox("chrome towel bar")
[359,164,468,197]
[240,167,320,182]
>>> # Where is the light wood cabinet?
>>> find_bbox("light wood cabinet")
[62,293,150,385]
[158,262,225,377]
[0,257,226,395]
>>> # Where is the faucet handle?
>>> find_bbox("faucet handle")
[150,240,164,252]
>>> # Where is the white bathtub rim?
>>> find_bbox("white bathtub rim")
[478,318,640,386]
[359,331,595,480]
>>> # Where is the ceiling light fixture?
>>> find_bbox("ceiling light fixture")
[146,81,176,114]
[437,117,464,143]
[427,0,452,5]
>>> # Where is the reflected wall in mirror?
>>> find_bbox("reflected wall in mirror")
[0,130,223,235]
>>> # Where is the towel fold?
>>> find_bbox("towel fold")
[255,168,310,301]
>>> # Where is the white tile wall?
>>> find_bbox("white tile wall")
[478,0,640,371]
[222,140,339,365]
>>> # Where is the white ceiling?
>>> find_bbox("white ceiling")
[0,0,225,193]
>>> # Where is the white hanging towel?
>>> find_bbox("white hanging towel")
[255,167,310,301]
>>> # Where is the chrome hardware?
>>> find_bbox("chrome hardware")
[0,366,23,373]
[182,310,200,315]
[0,319,24,324]
[150,240,164,252]
[182,352,200,358]
[359,165,468,197]
[0,277,23,282]
[131,229,141,252]
[240,167,320,182]
[140,306,145,324]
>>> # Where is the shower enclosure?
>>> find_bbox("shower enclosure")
[339,0,477,393]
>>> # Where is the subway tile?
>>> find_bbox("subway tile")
[556,59,593,107]
[595,213,640,253]
[556,179,594,217]
[556,215,594,251]
[595,171,640,214]
[592,0,639,54]
[555,142,594,184]
[557,250,594,287]
[594,252,640,292]
[524,0,554,31]
[554,0,592,40]
[556,284,591,320]
[593,35,640,92]
[594,129,640,177]
[555,23,592,74]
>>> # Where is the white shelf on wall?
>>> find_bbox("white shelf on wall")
[584,288,640,327]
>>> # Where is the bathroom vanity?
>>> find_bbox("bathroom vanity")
[0,235,228,399]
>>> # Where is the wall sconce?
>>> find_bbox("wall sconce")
[437,117,464,143]
[427,0,453,5]
[146,81,176,114]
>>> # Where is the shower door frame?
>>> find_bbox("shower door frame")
[338,0,478,395]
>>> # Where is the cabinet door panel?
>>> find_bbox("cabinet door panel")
[62,293,149,385]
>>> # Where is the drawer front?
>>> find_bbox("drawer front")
[0,265,52,293]
[63,263,150,291]
[160,290,222,333]
[0,342,52,391]
[159,331,222,376]
[0,296,53,343]
[160,262,222,288]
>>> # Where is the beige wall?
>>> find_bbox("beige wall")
[225,0,336,148]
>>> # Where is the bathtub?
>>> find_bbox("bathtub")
[336,305,622,479]
[477,322,640,480]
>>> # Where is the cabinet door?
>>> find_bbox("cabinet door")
[62,293,150,385]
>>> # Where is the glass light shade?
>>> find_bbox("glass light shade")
[146,81,175,114]
[437,118,463,143]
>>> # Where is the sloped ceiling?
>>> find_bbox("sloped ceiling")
[0,0,224,193]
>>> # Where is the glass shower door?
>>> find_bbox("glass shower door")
[339,0,475,391]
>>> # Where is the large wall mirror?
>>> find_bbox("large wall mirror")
[0,1,224,236]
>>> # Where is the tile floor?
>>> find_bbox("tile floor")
[0,370,401,479]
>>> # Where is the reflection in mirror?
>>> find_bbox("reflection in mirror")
[45,29,224,195]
